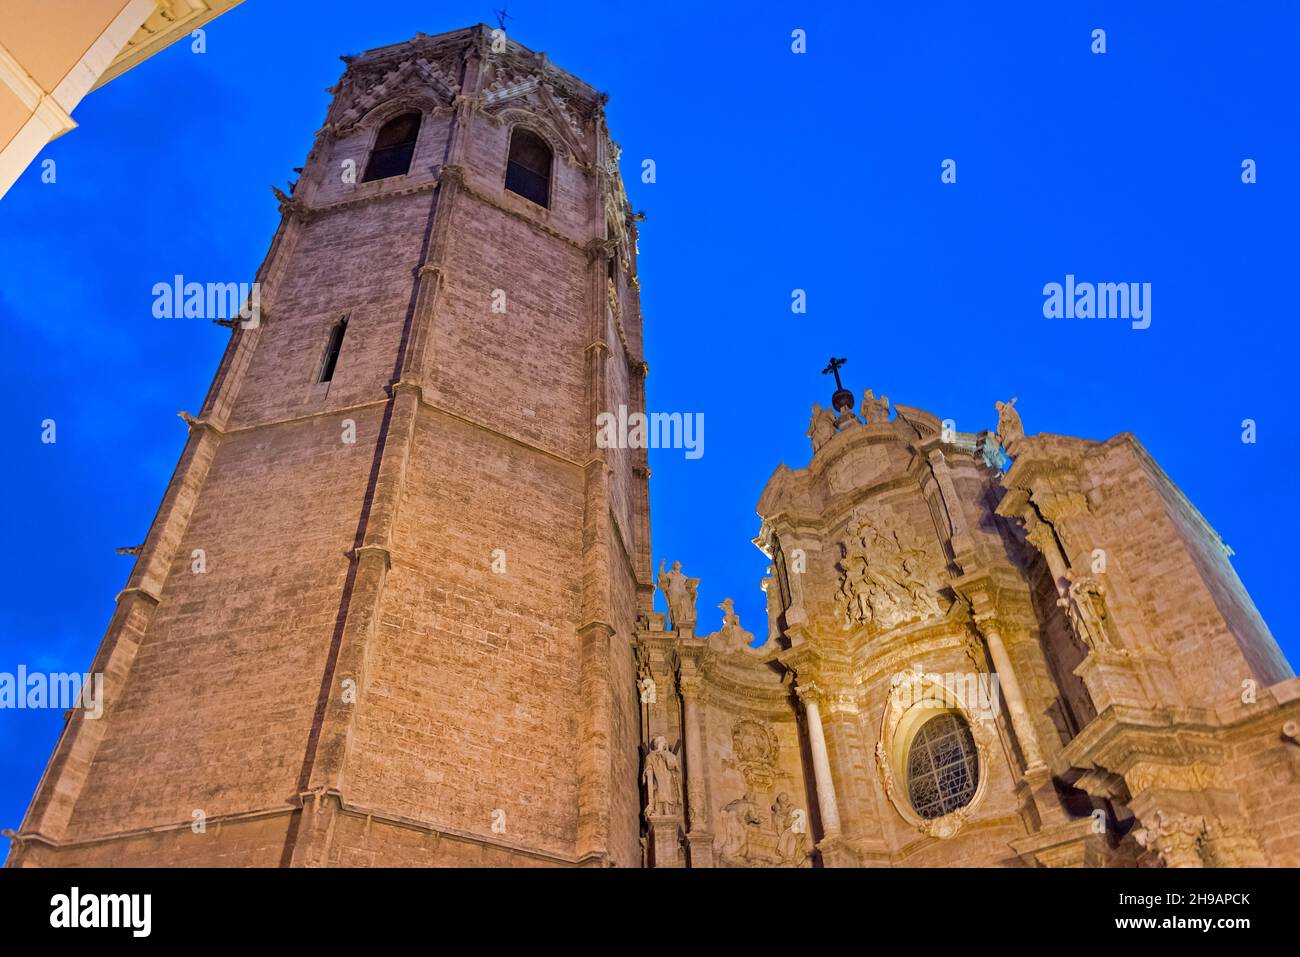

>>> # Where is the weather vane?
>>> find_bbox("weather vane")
[493,5,513,31]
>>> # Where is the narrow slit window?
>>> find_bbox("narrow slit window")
[362,112,421,182]
[318,318,348,383]
[504,127,553,207]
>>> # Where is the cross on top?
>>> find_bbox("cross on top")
[821,356,847,390]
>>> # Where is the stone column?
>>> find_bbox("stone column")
[795,683,842,836]
[678,673,713,866]
[973,612,1046,771]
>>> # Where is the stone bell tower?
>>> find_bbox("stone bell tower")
[8,25,650,867]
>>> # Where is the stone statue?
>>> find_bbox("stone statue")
[642,735,682,817]
[1058,569,1111,652]
[995,397,1024,452]
[760,567,782,646]
[807,403,838,453]
[861,389,891,424]
[657,560,699,631]
[705,597,756,652]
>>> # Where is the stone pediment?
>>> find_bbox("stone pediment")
[329,55,461,134]
[481,73,591,164]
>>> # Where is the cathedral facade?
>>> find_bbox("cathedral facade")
[643,388,1300,867]
[7,25,1299,869]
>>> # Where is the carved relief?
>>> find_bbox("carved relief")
[713,789,810,867]
[835,511,949,632]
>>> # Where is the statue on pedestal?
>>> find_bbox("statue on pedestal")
[642,735,682,817]
[657,560,699,632]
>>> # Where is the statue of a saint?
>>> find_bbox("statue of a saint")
[657,560,699,631]
[995,397,1024,452]
[1058,569,1110,652]
[861,389,891,424]
[642,735,682,817]
[807,403,838,453]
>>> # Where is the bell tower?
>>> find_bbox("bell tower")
[8,25,650,868]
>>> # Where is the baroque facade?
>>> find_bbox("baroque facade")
[6,25,1298,868]
[640,388,1300,867]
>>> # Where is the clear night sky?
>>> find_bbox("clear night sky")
[1,1,1296,854]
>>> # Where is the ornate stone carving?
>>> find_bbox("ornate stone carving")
[835,512,948,631]
[657,560,699,632]
[860,389,890,424]
[726,719,781,792]
[329,55,460,134]
[876,668,994,839]
[807,403,838,453]
[1132,811,1207,868]
[712,789,810,867]
[642,735,682,817]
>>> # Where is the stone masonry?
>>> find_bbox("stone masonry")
[8,26,1298,869]
[7,25,649,868]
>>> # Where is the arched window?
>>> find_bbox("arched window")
[905,711,979,819]
[362,111,421,182]
[504,127,552,207]
[317,317,348,383]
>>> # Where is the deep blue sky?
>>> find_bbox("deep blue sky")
[1,1,1296,854]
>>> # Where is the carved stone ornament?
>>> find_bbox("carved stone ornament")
[835,510,950,632]
[712,789,811,868]
[329,55,460,135]
[725,719,781,793]
[876,667,993,839]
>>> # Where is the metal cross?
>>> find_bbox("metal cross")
[822,357,847,391]
[493,5,513,31]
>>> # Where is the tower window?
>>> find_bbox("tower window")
[504,127,552,207]
[362,112,421,182]
[905,712,979,819]
[318,318,348,383]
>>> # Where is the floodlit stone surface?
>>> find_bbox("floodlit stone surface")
[7,26,1297,869]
